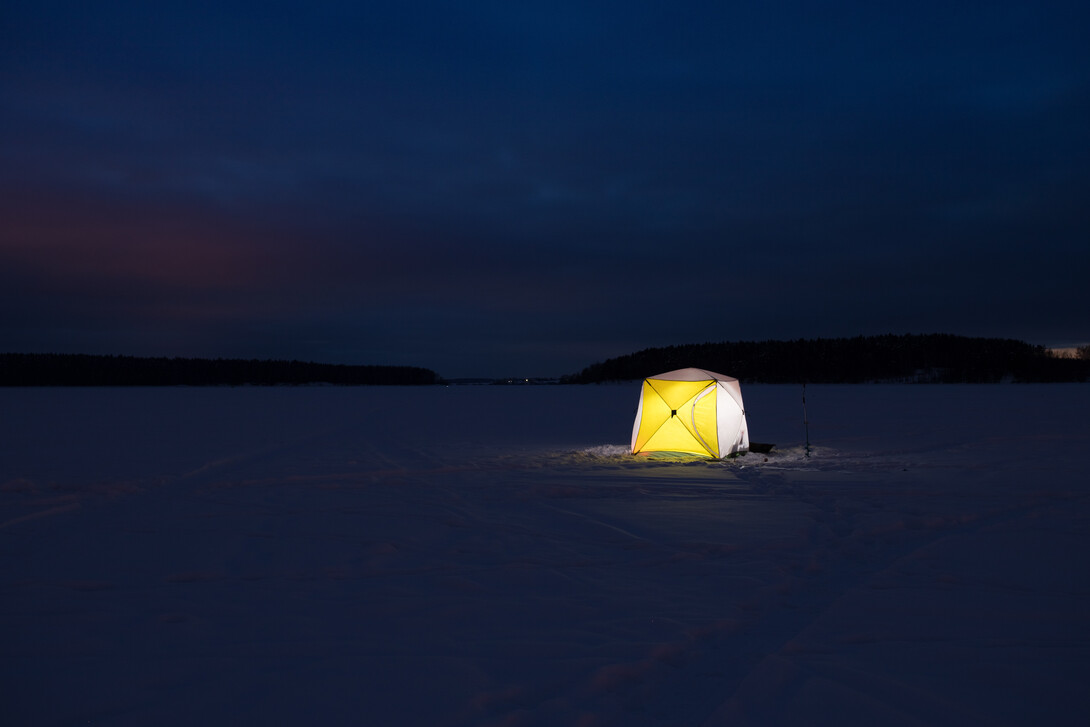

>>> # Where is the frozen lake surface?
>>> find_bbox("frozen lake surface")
[2,384,1089,726]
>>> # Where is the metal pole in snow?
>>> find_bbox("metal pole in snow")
[803,383,811,458]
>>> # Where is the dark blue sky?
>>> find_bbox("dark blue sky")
[3,1,1088,377]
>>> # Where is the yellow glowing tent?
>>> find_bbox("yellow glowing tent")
[630,368,750,458]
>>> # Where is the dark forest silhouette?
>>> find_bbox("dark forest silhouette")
[3,336,1088,385]
[564,334,1090,384]
[0,354,438,386]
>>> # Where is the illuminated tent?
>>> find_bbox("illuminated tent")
[631,368,750,458]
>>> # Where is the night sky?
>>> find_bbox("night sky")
[3,1,1088,378]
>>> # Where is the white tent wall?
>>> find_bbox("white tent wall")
[629,391,646,453]
[716,378,750,456]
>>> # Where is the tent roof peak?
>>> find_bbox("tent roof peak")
[646,367,738,383]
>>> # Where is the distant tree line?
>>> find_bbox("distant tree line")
[0,354,439,386]
[563,334,1090,384]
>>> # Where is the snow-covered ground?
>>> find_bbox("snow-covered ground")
[2,384,1088,726]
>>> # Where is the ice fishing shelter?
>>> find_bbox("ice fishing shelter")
[631,368,750,458]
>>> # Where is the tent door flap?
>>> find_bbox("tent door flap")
[690,384,718,456]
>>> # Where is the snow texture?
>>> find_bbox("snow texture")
[2,384,1088,726]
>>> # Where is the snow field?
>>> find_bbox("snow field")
[2,384,1088,726]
